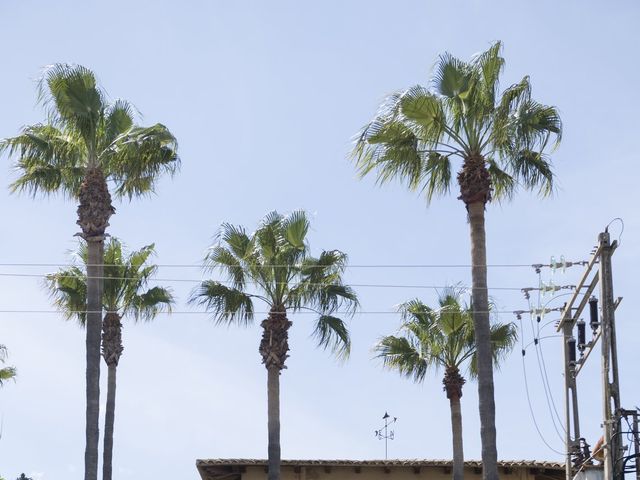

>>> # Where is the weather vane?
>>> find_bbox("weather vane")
[374,411,397,459]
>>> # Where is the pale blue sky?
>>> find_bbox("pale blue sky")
[1,1,639,479]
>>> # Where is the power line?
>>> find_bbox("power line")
[521,277,567,442]
[0,272,527,290]
[517,313,565,456]
[0,309,521,315]
[531,318,567,443]
[0,262,579,269]
[535,319,567,435]
[521,354,565,456]
[531,276,569,438]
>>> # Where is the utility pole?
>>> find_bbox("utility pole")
[599,231,622,480]
[562,320,581,480]
[556,228,624,480]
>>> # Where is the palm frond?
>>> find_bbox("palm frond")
[102,99,135,149]
[471,41,504,108]
[486,158,515,201]
[205,246,246,289]
[48,239,172,326]
[496,76,531,119]
[421,152,452,202]
[354,119,424,189]
[374,335,428,383]
[489,322,518,366]
[281,210,309,249]
[2,124,85,198]
[468,321,518,378]
[38,64,105,148]
[287,250,355,313]
[126,242,154,271]
[437,293,468,335]
[510,149,555,196]
[300,250,347,280]
[189,281,254,326]
[381,290,514,384]
[352,43,561,207]
[0,366,17,386]
[106,124,179,198]
[433,52,472,100]
[489,78,523,152]
[316,284,359,315]
[216,223,253,260]
[0,344,15,385]
[200,211,358,362]
[46,266,88,325]
[400,86,447,140]
[514,100,562,148]
[399,299,435,326]
[255,211,282,260]
[312,315,351,360]
[289,272,358,316]
[129,286,174,322]
[102,239,127,309]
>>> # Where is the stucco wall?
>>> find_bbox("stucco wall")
[240,465,546,480]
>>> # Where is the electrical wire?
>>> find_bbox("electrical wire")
[0,271,528,290]
[534,278,566,430]
[527,295,566,443]
[522,335,562,350]
[535,303,570,436]
[606,217,624,247]
[0,308,522,315]
[533,272,568,441]
[535,325,567,435]
[517,313,565,455]
[0,262,540,268]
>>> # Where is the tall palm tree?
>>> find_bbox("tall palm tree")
[375,292,516,480]
[46,238,174,480]
[191,210,359,480]
[352,42,561,480]
[1,64,179,480]
[0,345,17,386]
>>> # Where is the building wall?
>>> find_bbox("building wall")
[240,465,549,480]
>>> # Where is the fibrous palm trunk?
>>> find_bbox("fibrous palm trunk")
[102,312,124,480]
[458,155,497,480]
[444,366,466,480]
[77,167,114,480]
[259,307,291,480]
[84,239,103,480]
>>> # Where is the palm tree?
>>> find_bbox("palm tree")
[352,42,561,480]
[46,238,174,480]
[375,292,516,480]
[191,210,359,480]
[0,345,17,386]
[1,64,179,480]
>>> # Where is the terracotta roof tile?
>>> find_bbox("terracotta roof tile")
[196,459,566,470]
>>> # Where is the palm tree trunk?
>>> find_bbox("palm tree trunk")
[78,167,114,480]
[267,366,281,480]
[467,201,498,480]
[103,363,117,480]
[450,394,465,480]
[259,308,291,480]
[85,238,103,480]
[101,311,123,480]
[444,366,466,480]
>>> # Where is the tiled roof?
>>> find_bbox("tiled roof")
[196,458,566,470]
